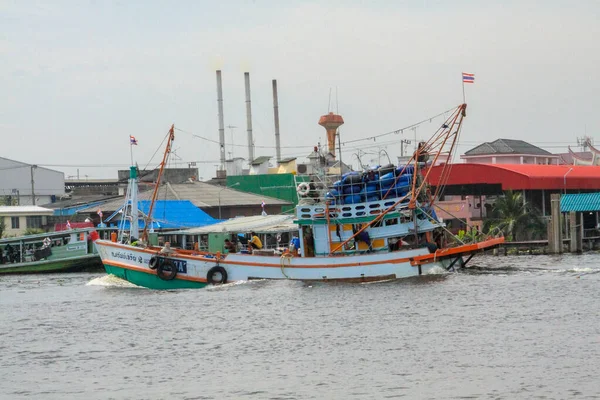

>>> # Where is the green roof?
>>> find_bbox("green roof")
[560,193,600,212]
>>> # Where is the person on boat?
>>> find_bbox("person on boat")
[290,235,301,255]
[249,232,263,250]
[307,179,320,202]
[224,239,236,253]
[388,237,408,251]
[303,228,315,257]
[159,241,174,255]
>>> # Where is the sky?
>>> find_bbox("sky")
[1,0,599,180]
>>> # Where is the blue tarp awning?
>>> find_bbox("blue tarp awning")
[560,193,600,212]
[111,200,217,229]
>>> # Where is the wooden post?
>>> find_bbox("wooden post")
[570,211,579,253]
[549,193,563,254]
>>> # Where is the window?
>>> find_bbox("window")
[26,216,43,229]
[11,217,19,229]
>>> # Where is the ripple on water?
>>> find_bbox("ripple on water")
[1,255,599,399]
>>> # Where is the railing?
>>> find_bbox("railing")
[297,197,411,220]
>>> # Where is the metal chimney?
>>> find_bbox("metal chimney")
[216,70,226,168]
[272,79,281,162]
[244,72,255,163]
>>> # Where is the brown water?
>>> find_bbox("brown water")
[1,254,599,399]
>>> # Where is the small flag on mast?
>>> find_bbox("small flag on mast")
[130,135,138,145]
[66,220,72,230]
[261,200,266,208]
[97,209,103,218]
[462,72,475,83]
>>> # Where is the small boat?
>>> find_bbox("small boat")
[0,228,103,274]
[94,106,504,289]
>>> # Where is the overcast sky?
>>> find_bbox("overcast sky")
[1,0,598,180]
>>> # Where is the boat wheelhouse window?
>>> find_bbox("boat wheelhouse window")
[372,220,383,228]
[11,217,19,229]
[385,218,398,226]
[26,216,43,229]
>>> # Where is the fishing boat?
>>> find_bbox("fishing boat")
[0,228,104,274]
[94,106,504,289]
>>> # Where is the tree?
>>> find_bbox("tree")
[484,190,546,241]
[0,218,5,239]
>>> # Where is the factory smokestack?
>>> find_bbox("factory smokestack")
[272,79,281,162]
[244,72,254,163]
[216,70,226,168]
[318,112,344,157]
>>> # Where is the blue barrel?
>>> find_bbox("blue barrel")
[380,172,395,187]
[343,185,362,195]
[344,195,363,204]
[365,182,379,195]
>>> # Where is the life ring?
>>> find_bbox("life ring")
[149,255,160,270]
[207,266,228,284]
[156,259,178,280]
[297,182,310,196]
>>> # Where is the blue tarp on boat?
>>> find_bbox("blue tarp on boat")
[112,200,218,230]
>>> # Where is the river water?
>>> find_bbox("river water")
[1,254,599,399]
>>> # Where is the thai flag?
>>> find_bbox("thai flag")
[130,135,138,145]
[462,73,475,83]
[97,209,103,218]
[261,200,265,208]
[66,220,72,230]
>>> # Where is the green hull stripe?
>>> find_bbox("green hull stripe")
[104,265,207,290]
[0,256,102,275]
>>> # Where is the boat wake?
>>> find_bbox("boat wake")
[462,265,600,276]
[86,274,142,288]
[204,279,275,290]
[424,265,449,275]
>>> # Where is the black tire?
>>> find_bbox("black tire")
[157,259,178,281]
[149,256,160,270]
[207,266,228,285]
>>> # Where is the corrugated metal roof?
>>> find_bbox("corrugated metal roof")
[464,139,553,156]
[426,164,600,191]
[171,214,296,235]
[560,193,600,212]
[77,181,291,213]
[0,206,54,215]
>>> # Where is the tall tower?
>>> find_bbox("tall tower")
[318,112,344,157]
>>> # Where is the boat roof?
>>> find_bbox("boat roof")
[170,214,297,235]
[0,227,96,244]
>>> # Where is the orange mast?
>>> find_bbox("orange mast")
[141,125,175,243]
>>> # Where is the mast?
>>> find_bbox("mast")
[141,125,175,243]
[130,166,139,239]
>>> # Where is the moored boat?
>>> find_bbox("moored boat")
[94,106,504,289]
[0,228,104,274]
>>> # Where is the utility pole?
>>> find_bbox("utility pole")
[30,165,37,205]
[400,139,411,157]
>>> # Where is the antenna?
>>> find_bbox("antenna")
[577,136,593,152]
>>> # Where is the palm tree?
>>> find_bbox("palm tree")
[484,190,546,241]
